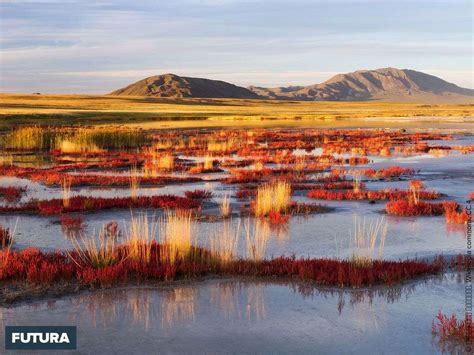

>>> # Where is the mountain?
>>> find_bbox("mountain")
[248,68,473,102]
[110,73,259,99]
[110,68,473,103]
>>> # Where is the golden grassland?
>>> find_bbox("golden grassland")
[0,93,472,129]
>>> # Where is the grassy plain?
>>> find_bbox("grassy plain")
[0,93,472,129]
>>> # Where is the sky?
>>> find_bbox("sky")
[0,0,472,93]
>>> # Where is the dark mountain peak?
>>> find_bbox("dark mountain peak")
[249,68,473,102]
[110,73,259,99]
[111,69,473,103]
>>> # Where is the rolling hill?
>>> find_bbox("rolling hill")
[111,68,473,103]
[110,73,259,99]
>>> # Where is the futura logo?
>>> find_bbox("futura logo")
[5,326,77,350]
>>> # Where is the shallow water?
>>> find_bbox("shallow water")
[1,136,471,259]
[0,275,465,354]
[0,129,472,353]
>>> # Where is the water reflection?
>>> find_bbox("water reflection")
[161,287,198,329]
[4,274,457,334]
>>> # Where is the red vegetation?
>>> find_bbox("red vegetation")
[286,202,331,215]
[223,168,301,184]
[445,210,470,224]
[268,211,290,224]
[308,189,439,201]
[0,195,201,215]
[293,181,365,190]
[0,226,12,247]
[432,311,473,348]
[184,189,213,200]
[0,165,201,187]
[104,221,119,238]
[0,244,442,288]
[362,166,415,179]
[385,200,458,217]
[0,186,26,202]
[235,188,254,199]
[444,202,470,224]
[60,215,84,230]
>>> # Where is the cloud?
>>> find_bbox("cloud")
[0,0,472,92]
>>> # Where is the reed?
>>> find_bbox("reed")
[409,180,425,204]
[294,157,306,171]
[207,139,236,153]
[254,181,291,217]
[3,126,150,151]
[203,156,214,170]
[244,218,270,261]
[0,153,13,166]
[0,220,16,250]
[350,216,388,267]
[61,176,72,208]
[160,209,194,263]
[129,165,140,200]
[124,213,157,264]
[253,161,264,171]
[68,226,119,268]
[2,126,55,150]
[157,154,174,170]
[352,170,362,193]
[210,220,240,264]
[219,193,232,218]
[0,226,14,277]
[57,139,103,154]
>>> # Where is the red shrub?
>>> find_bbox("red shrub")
[0,243,442,289]
[362,166,415,179]
[0,226,12,247]
[432,311,473,347]
[184,190,213,200]
[104,221,119,238]
[0,195,201,215]
[385,200,452,216]
[268,211,290,224]
[308,189,439,201]
[0,165,201,187]
[60,215,84,229]
[444,203,470,224]
[0,186,26,202]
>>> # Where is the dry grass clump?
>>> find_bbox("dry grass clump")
[129,165,140,200]
[409,180,425,204]
[245,218,270,261]
[61,176,72,208]
[68,226,119,269]
[160,209,194,263]
[254,181,291,217]
[0,153,14,166]
[0,221,16,261]
[210,220,240,264]
[253,161,264,171]
[350,216,388,267]
[58,139,103,154]
[203,156,214,170]
[124,213,157,263]
[352,170,362,193]
[157,154,174,170]
[207,139,237,153]
[2,126,55,150]
[2,125,149,151]
[219,193,232,218]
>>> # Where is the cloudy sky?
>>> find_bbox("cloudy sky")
[0,0,472,93]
